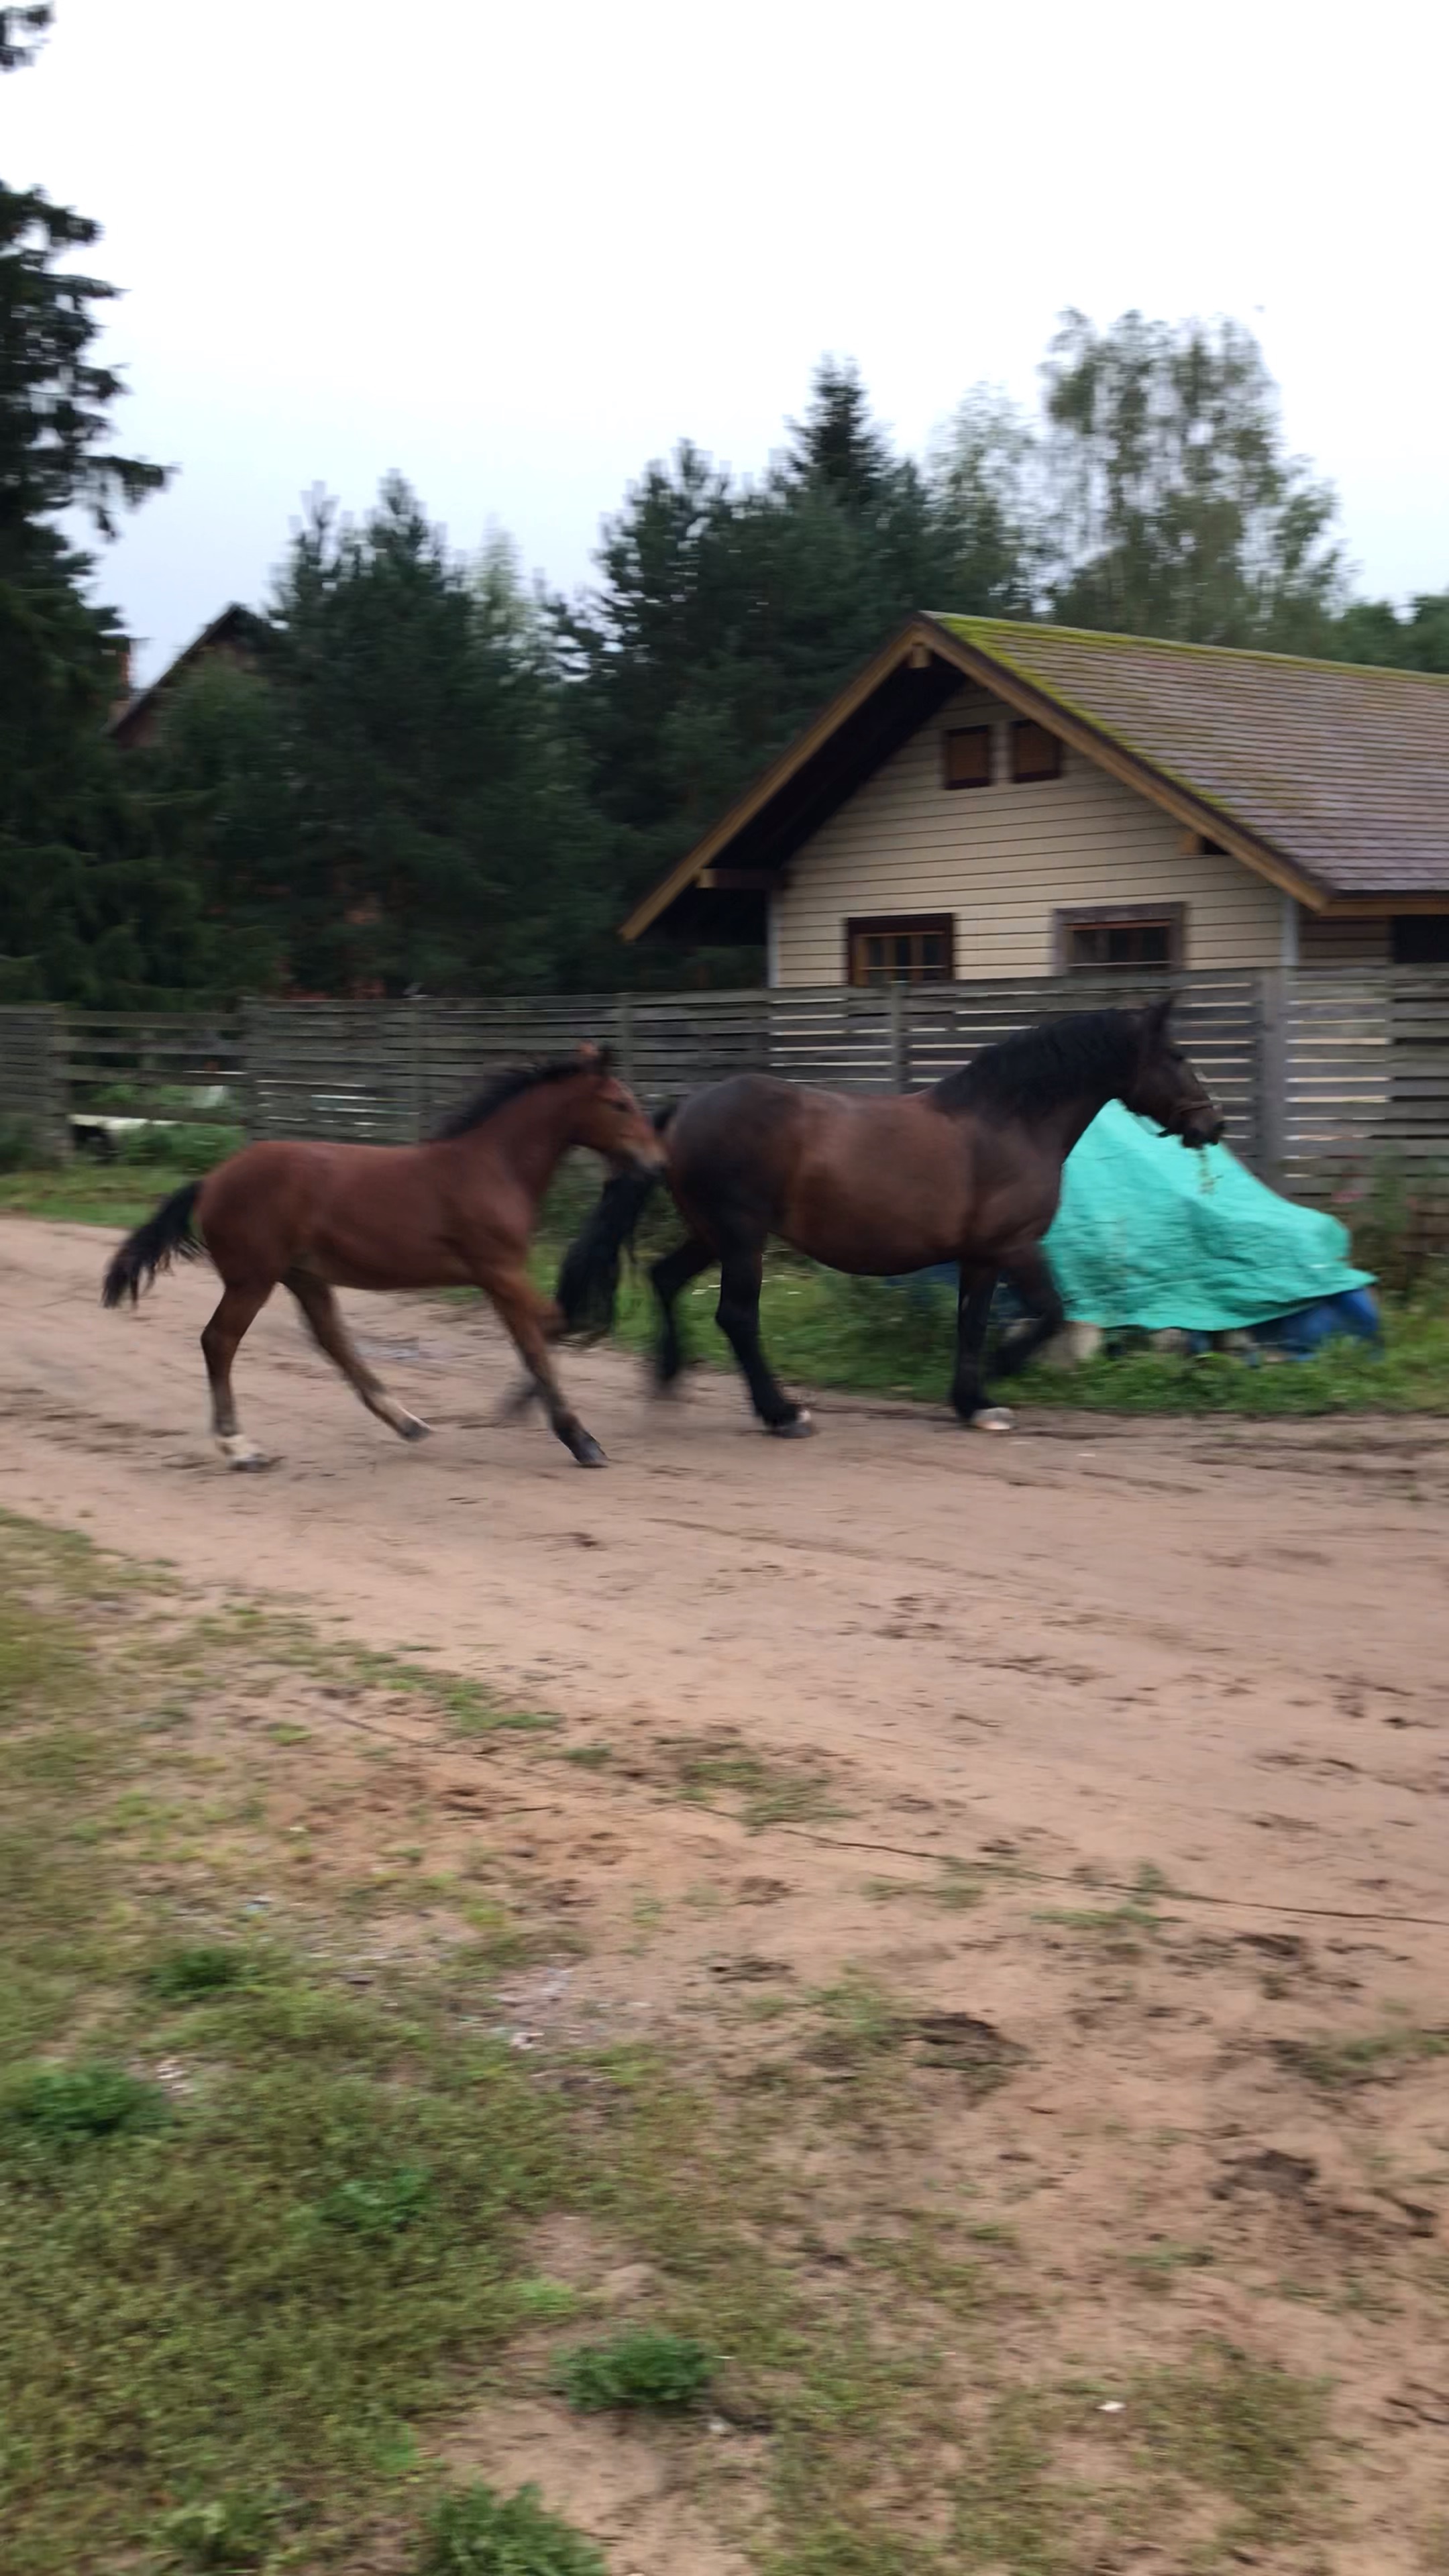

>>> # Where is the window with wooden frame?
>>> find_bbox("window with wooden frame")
[942,725,993,790]
[847,914,955,988]
[1011,719,1063,783]
[1054,902,1186,973]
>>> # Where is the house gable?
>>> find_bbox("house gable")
[771,679,1285,985]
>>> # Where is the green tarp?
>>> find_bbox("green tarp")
[1045,1102,1374,1332]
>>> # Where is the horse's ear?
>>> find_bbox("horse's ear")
[1143,991,1176,1040]
[575,1040,602,1066]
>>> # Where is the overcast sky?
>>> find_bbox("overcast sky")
[16,0,1449,684]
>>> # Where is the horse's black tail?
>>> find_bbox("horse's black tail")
[555,1104,675,1339]
[101,1180,204,1309]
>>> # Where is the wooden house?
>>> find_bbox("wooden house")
[107,604,267,752]
[622,616,1449,985]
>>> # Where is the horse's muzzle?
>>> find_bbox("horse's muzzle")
[1181,1110,1226,1148]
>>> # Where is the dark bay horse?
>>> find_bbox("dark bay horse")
[555,998,1224,1437]
[103,1044,664,1470]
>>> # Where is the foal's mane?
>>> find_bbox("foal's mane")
[932,1008,1142,1120]
[432,1049,608,1141]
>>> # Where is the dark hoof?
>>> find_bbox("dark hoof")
[572,1432,608,1468]
[768,1409,814,1439]
[397,1413,432,1442]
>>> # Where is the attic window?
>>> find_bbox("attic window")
[1055,902,1186,973]
[1012,720,1063,782]
[943,726,993,790]
[847,915,955,987]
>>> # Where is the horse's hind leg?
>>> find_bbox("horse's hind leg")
[484,1268,607,1467]
[951,1266,1014,1434]
[716,1238,810,1436]
[285,1269,431,1444]
[650,1235,713,1390]
[201,1279,276,1468]
[993,1244,1065,1381]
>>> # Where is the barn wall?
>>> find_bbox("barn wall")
[769,682,1287,985]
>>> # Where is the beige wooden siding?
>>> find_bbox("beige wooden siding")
[769,682,1285,984]
[1297,911,1391,967]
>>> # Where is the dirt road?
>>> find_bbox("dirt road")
[5,1214,1449,2566]
[1,1215,1444,1925]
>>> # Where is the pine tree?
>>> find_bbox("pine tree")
[0,3,200,1004]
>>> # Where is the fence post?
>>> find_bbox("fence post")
[615,991,635,1089]
[1256,967,1289,1187]
[888,982,910,1092]
[411,997,430,1142]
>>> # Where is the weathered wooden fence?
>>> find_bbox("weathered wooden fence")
[2,969,1448,1184]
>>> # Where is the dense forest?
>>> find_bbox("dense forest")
[3,5,1447,1007]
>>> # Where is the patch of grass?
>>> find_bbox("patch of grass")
[419,2481,608,2576]
[1130,2343,1330,2551]
[1275,2025,1449,2090]
[865,1861,985,1912]
[156,2488,285,2571]
[671,1742,841,1832]
[539,1226,1449,1419]
[1,2060,169,2145]
[1124,2241,1216,2292]
[553,2325,715,2414]
[1034,1900,1163,1951]
[0,1161,210,1230]
[312,2164,434,2239]
[148,1943,250,2002]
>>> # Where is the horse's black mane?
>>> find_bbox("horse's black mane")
[933,1008,1141,1120]
[433,1049,608,1141]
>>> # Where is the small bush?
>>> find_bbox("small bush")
[159,2489,283,2570]
[116,1121,243,1171]
[313,2164,433,2238]
[0,1117,46,1173]
[2,2061,170,2144]
[419,2480,607,2576]
[149,1943,249,2001]
[553,2325,714,2414]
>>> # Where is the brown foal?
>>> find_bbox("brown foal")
[103,1044,664,1470]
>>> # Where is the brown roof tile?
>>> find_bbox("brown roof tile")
[938,617,1449,898]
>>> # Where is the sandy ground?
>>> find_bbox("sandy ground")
[3,1216,1445,1927]
[5,1214,1449,2567]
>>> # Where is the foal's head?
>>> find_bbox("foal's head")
[566,1044,667,1175]
[1123,996,1226,1148]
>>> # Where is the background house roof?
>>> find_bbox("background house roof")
[934,617,1449,900]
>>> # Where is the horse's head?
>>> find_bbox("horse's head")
[1123,996,1225,1148]
[566,1043,668,1175]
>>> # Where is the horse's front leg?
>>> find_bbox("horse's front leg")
[716,1238,810,1436]
[992,1243,1066,1381]
[482,1269,606,1467]
[951,1265,1014,1433]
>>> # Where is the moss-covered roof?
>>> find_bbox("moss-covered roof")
[933,616,1449,897]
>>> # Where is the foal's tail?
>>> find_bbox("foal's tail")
[101,1180,204,1308]
[555,1106,674,1338]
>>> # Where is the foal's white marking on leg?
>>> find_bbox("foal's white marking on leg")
[216,1432,272,1470]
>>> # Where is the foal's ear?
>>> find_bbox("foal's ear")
[575,1040,602,1066]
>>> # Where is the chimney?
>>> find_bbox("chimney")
[109,639,133,720]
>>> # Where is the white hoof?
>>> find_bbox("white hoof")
[969,1406,1014,1434]
[217,1434,272,1471]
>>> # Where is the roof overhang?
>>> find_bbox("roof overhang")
[621,612,1371,943]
